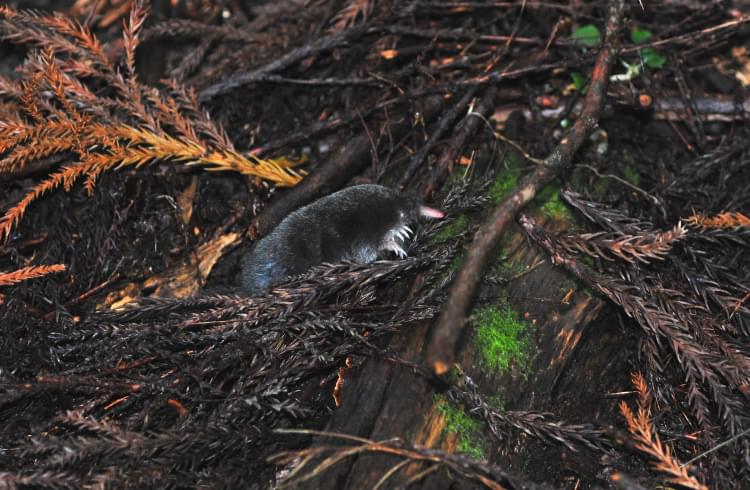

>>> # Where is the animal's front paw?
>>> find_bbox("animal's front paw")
[382,239,408,259]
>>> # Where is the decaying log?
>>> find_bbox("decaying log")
[427,0,626,375]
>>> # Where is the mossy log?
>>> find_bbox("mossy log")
[296,201,635,489]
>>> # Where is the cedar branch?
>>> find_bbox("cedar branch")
[619,373,708,490]
[0,263,66,287]
[0,4,303,241]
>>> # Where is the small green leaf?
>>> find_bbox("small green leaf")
[641,48,666,69]
[630,27,652,44]
[570,72,586,91]
[571,25,601,47]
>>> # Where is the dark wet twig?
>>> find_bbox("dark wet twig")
[397,87,479,190]
[619,14,750,55]
[198,28,365,101]
[574,164,663,209]
[220,74,383,87]
[422,86,498,199]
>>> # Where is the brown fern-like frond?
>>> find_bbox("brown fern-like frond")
[116,126,303,183]
[685,212,750,229]
[558,223,688,264]
[0,7,106,65]
[0,263,66,287]
[630,371,650,409]
[0,165,88,241]
[521,213,749,464]
[0,73,22,98]
[70,127,301,194]
[561,190,653,233]
[0,119,35,153]
[328,0,374,33]
[38,11,106,62]
[123,0,149,78]
[142,85,200,143]
[0,3,304,241]
[161,78,232,149]
[619,373,708,490]
[0,134,74,176]
[19,74,44,123]
[69,0,133,30]
[0,118,29,136]
[39,49,91,156]
[200,150,303,182]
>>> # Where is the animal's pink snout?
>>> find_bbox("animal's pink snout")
[419,206,445,219]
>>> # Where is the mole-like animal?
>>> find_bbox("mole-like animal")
[240,184,444,295]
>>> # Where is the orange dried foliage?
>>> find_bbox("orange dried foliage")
[619,373,708,490]
[379,49,399,60]
[70,0,201,30]
[123,0,148,77]
[0,2,302,241]
[0,264,66,287]
[166,399,189,417]
[328,0,373,33]
[602,223,687,263]
[561,223,687,265]
[685,212,750,229]
[69,0,134,29]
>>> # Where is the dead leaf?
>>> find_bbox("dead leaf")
[176,176,198,225]
[103,232,241,309]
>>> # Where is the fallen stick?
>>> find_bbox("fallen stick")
[397,86,479,190]
[422,86,498,199]
[620,14,750,55]
[198,28,364,101]
[425,0,626,375]
[503,92,750,124]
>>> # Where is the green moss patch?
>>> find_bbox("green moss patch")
[536,184,574,223]
[491,258,526,277]
[434,395,488,460]
[622,165,641,185]
[473,304,531,374]
[429,214,469,245]
[487,171,519,203]
[491,236,524,276]
[448,252,465,272]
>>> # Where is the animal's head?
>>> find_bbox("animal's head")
[345,185,444,258]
